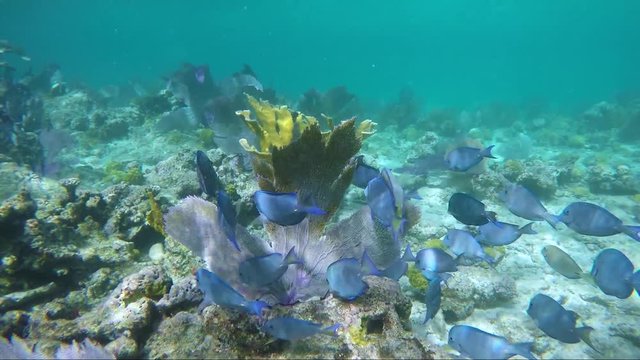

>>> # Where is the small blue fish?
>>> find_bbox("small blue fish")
[194,66,206,84]
[527,294,599,352]
[498,183,559,229]
[558,202,640,242]
[352,155,379,189]
[195,268,269,317]
[326,257,368,301]
[445,145,496,172]
[195,150,222,197]
[448,325,537,360]
[216,190,239,251]
[591,248,640,299]
[253,190,326,226]
[477,221,536,246]
[448,192,497,226]
[360,245,414,281]
[414,248,457,280]
[261,316,340,341]
[365,174,405,243]
[444,229,495,264]
[238,247,301,288]
[423,277,443,324]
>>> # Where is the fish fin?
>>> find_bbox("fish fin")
[576,327,600,354]
[632,270,640,296]
[360,250,381,276]
[581,272,598,288]
[248,300,271,318]
[486,211,499,226]
[197,299,213,314]
[401,244,416,262]
[543,213,560,230]
[510,342,537,360]
[621,225,640,242]
[323,324,342,337]
[391,217,406,243]
[519,222,537,235]
[480,144,497,159]
[302,205,327,216]
[405,189,422,200]
[481,253,496,265]
[283,246,302,266]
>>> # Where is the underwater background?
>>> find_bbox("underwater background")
[1,0,640,359]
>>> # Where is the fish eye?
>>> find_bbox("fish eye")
[563,210,570,215]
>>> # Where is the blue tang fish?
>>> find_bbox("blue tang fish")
[195,150,222,197]
[444,229,495,264]
[253,190,326,226]
[238,247,301,288]
[326,257,369,301]
[261,316,340,341]
[360,245,414,281]
[423,277,443,324]
[352,155,379,189]
[558,202,640,242]
[477,221,536,246]
[216,190,239,251]
[195,268,269,317]
[414,248,457,280]
[498,183,559,229]
[444,145,496,172]
[527,293,599,353]
[448,192,497,226]
[448,325,537,360]
[365,173,405,243]
[591,248,640,299]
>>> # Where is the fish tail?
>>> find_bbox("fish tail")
[621,225,640,242]
[633,270,640,296]
[229,232,240,251]
[360,250,381,276]
[510,342,537,360]
[520,222,537,235]
[482,252,496,265]
[577,326,600,354]
[480,144,497,159]
[543,213,560,230]
[283,246,302,265]
[323,324,341,337]
[392,217,406,243]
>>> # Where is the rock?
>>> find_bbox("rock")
[155,276,202,315]
[108,265,172,306]
[105,335,139,359]
[441,266,517,321]
[587,163,638,195]
[0,282,58,312]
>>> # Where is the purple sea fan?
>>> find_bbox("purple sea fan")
[54,339,115,359]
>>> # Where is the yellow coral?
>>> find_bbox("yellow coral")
[407,263,429,291]
[483,245,506,260]
[146,190,166,237]
[356,119,377,140]
[236,94,317,155]
[632,194,640,203]
[348,324,371,347]
[423,237,446,250]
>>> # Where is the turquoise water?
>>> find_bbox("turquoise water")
[3,0,639,109]
[2,1,640,359]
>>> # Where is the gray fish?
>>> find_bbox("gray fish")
[326,257,368,301]
[352,155,379,189]
[195,268,269,316]
[156,107,199,131]
[591,248,640,299]
[448,324,537,360]
[414,248,457,280]
[541,245,585,280]
[498,183,559,229]
[444,229,495,264]
[445,145,496,172]
[448,192,497,226]
[261,316,340,341]
[477,221,536,246]
[239,247,300,288]
[527,293,599,353]
[423,277,442,324]
[558,202,640,242]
